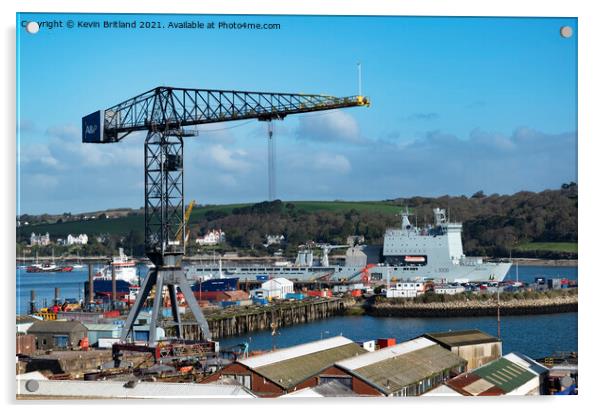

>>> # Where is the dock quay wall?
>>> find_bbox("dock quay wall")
[171,298,351,340]
[367,295,578,317]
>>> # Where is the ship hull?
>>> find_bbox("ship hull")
[184,261,511,283]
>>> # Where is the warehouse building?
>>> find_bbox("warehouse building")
[201,336,367,397]
[316,337,467,396]
[83,323,122,347]
[435,352,548,396]
[251,278,294,300]
[28,321,88,350]
[423,329,501,370]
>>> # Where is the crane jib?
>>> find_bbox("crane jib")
[81,87,369,143]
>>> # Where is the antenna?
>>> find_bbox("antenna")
[357,62,362,96]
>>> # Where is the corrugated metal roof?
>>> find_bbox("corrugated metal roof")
[28,321,87,334]
[423,330,500,347]
[17,379,255,398]
[503,352,549,375]
[261,278,294,289]
[337,342,466,395]
[472,357,535,393]
[254,342,366,389]
[83,323,121,331]
[463,378,496,395]
[241,336,354,369]
[337,337,433,371]
[16,315,42,324]
[421,384,462,396]
[446,355,537,395]
[282,381,357,398]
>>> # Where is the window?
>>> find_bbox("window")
[319,376,352,389]
[53,335,69,348]
[224,374,251,389]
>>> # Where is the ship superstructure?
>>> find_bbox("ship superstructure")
[95,248,138,284]
[380,208,511,282]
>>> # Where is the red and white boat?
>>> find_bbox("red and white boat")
[95,248,138,284]
[26,251,73,273]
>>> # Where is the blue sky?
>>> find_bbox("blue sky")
[17,14,577,214]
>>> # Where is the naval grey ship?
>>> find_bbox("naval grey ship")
[184,208,511,283]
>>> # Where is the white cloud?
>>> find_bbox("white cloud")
[216,174,238,188]
[207,144,251,172]
[313,153,352,174]
[24,173,59,190]
[295,110,364,144]
[46,124,79,140]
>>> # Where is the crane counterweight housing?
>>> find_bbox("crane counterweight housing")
[81,85,369,345]
[82,110,106,143]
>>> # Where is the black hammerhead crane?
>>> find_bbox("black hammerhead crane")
[82,86,369,345]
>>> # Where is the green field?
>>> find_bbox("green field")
[516,242,578,253]
[19,201,401,237]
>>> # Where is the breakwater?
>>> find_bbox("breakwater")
[169,297,352,340]
[367,295,577,317]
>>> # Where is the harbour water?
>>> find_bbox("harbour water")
[15,264,148,315]
[218,312,577,359]
[16,264,578,358]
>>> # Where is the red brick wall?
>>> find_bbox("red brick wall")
[201,362,284,397]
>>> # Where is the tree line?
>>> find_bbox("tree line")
[190,183,577,259]
[17,183,577,259]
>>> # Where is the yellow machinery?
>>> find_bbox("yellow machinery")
[174,200,196,249]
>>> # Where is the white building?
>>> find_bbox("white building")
[386,281,426,298]
[67,234,88,245]
[30,232,50,246]
[434,285,465,295]
[264,234,285,247]
[255,277,294,299]
[195,229,226,246]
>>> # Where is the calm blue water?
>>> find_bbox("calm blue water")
[217,264,578,359]
[218,313,577,359]
[16,264,150,314]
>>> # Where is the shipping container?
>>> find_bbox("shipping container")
[377,338,396,349]
[285,293,306,300]
[133,330,149,342]
[97,337,120,349]
[16,334,35,356]
[103,310,120,318]
[252,297,268,306]
[306,290,333,298]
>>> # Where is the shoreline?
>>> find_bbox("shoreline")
[364,295,578,318]
[512,258,577,267]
